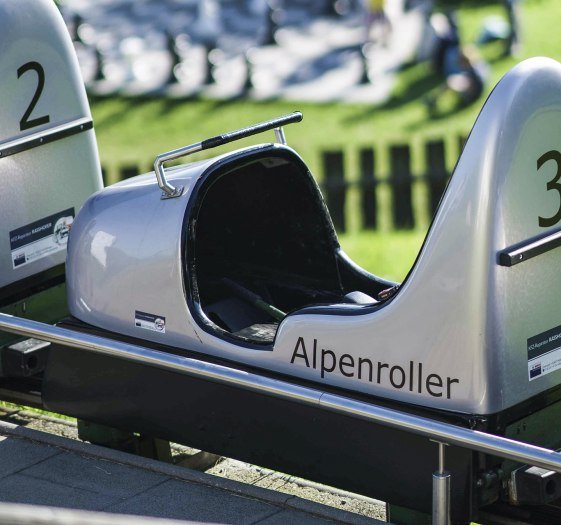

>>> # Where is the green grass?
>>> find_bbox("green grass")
[340,230,426,281]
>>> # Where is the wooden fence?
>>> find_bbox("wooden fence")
[102,136,467,232]
[321,136,467,232]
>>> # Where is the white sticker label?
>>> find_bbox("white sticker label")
[528,325,561,381]
[9,209,74,269]
[135,311,166,334]
[528,348,561,381]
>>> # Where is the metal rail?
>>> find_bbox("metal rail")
[1,312,561,524]
[0,312,560,472]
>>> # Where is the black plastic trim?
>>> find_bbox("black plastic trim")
[499,228,561,267]
[0,119,93,159]
[200,112,302,151]
[0,265,65,308]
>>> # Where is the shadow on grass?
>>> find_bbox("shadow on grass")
[344,64,442,124]
[159,94,193,115]
[405,95,481,132]
[157,92,284,121]
[344,41,513,128]
[383,72,442,110]
[93,96,158,130]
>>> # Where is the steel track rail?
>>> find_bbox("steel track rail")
[0,312,560,475]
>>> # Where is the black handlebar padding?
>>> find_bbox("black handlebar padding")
[201,112,303,150]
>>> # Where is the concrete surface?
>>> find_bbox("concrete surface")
[0,420,385,525]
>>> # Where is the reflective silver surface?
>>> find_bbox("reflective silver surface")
[153,142,202,198]
[67,58,561,415]
[0,0,102,289]
[433,472,451,525]
[274,127,287,145]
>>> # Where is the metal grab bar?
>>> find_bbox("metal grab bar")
[153,112,303,199]
[0,312,560,473]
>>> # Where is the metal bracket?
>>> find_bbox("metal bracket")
[153,112,303,199]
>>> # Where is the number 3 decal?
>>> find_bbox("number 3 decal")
[17,61,50,131]
[537,150,561,228]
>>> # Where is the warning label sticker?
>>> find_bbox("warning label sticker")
[9,208,74,270]
[527,325,561,381]
[135,311,166,334]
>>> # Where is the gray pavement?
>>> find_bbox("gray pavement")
[0,420,384,525]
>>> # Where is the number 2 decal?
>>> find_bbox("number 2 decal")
[17,61,50,131]
[537,150,561,228]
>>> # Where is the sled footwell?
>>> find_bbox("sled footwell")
[43,343,476,522]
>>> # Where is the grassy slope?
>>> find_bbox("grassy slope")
[339,230,426,281]
[92,0,559,174]
[90,0,560,278]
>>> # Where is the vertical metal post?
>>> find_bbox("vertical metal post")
[432,442,451,525]
[274,127,287,145]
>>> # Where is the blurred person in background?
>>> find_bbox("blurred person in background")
[364,0,392,46]
[444,45,488,105]
[503,0,521,56]
[430,10,460,78]
[425,43,488,115]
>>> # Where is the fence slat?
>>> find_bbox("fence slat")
[458,135,468,155]
[389,145,414,230]
[323,151,347,232]
[426,140,448,218]
[101,166,109,187]
[119,165,139,182]
[359,148,377,229]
